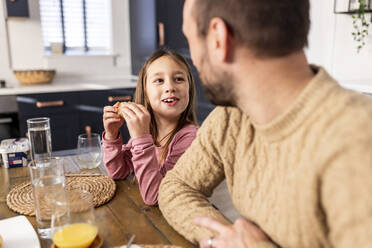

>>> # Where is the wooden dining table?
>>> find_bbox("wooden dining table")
[0,154,196,248]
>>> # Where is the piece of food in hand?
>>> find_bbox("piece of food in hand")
[117,102,125,117]
[117,102,133,117]
[0,233,3,247]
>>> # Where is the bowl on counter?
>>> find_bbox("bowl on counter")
[13,69,56,85]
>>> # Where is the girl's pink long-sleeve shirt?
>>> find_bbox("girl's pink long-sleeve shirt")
[102,125,198,205]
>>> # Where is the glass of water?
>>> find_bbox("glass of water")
[76,133,102,169]
[29,157,66,239]
[27,117,52,166]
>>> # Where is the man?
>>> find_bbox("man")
[158,0,372,247]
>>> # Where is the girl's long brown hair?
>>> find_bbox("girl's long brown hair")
[134,49,198,165]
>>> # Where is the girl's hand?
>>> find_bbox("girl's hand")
[103,102,124,140]
[119,102,151,139]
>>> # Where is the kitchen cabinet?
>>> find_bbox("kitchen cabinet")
[6,0,29,18]
[129,0,215,123]
[0,113,20,141]
[17,88,136,151]
[0,95,19,141]
[129,0,188,75]
[17,92,80,151]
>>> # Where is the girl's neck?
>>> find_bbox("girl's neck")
[155,116,179,146]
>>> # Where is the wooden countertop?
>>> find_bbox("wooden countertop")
[0,77,137,96]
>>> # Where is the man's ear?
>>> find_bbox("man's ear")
[207,17,231,63]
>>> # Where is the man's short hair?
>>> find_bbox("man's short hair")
[193,0,310,58]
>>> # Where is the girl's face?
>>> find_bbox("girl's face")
[145,56,190,122]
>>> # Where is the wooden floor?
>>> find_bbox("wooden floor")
[208,179,240,222]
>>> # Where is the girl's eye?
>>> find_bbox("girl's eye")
[153,78,163,84]
[175,77,185,83]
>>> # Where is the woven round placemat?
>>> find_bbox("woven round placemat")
[6,172,116,216]
[140,245,183,248]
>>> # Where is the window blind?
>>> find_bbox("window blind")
[40,0,111,53]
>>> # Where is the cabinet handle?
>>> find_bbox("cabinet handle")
[107,96,132,102]
[36,100,64,108]
[0,118,12,124]
[158,22,165,46]
[85,125,91,138]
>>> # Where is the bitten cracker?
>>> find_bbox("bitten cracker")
[117,102,132,117]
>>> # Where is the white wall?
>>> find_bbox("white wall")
[332,14,372,84]
[7,0,45,70]
[306,0,335,72]
[0,0,132,86]
[0,1,17,85]
[306,0,372,85]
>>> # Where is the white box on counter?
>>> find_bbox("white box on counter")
[0,138,29,168]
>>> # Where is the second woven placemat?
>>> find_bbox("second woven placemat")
[114,245,183,248]
[6,171,116,216]
[138,245,183,248]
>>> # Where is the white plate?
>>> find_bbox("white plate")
[0,215,41,248]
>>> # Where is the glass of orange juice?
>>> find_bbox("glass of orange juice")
[51,189,98,248]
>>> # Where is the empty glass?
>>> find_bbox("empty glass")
[51,189,98,248]
[76,133,102,169]
[27,117,52,166]
[29,157,66,239]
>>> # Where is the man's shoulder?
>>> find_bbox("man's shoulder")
[309,68,372,136]
[324,86,372,135]
[314,84,372,156]
[197,106,253,145]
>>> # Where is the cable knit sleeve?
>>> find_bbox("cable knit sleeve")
[131,125,197,206]
[321,138,372,248]
[158,108,233,244]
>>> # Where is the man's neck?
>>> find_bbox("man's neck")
[233,51,315,125]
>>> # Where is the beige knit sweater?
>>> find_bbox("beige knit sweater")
[158,67,372,248]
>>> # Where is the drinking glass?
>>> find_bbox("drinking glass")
[27,117,52,166]
[29,157,66,239]
[51,189,98,248]
[76,133,102,169]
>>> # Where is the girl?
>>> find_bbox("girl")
[102,49,198,205]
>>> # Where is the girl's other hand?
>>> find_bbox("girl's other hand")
[120,102,151,139]
[103,102,125,140]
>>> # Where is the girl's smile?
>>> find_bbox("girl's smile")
[162,96,180,106]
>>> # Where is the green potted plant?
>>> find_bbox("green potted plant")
[351,0,371,52]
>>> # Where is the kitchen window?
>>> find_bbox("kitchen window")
[39,0,111,55]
